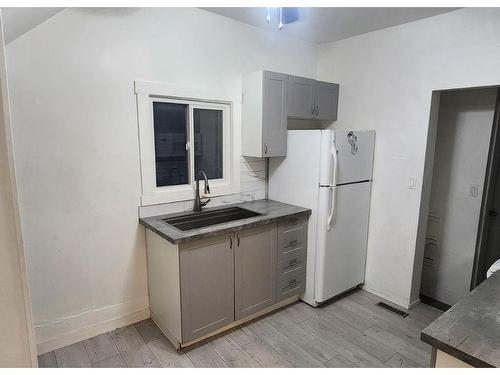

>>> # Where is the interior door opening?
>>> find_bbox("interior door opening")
[416,87,500,311]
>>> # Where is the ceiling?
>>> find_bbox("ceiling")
[0,7,459,45]
[2,7,64,44]
[202,7,458,44]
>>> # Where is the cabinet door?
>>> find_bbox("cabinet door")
[262,71,288,157]
[288,75,316,119]
[314,81,339,121]
[179,234,234,343]
[235,224,277,320]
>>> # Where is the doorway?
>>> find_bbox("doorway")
[472,93,500,288]
[418,87,499,310]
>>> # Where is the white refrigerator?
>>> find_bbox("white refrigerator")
[269,129,375,306]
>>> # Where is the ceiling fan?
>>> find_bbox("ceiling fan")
[266,7,300,30]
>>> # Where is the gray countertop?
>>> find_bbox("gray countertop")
[421,271,500,367]
[139,199,311,244]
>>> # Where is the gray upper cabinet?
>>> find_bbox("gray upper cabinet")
[242,71,288,157]
[243,71,339,157]
[288,75,339,121]
[287,76,316,119]
[179,234,234,343]
[314,81,339,121]
[234,224,277,320]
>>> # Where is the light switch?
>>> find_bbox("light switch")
[469,184,479,197]
[408,176,417,190]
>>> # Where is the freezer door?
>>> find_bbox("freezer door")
[334,130,375,185]
[315,181,371,303]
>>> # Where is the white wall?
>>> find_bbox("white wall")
[421,88,496,305]
[0,12,36,366]
[317,8,500,307]
[6,7,318,353]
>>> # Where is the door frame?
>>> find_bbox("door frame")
[471,89,500,288]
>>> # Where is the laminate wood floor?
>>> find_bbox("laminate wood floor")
[38,289,442,368]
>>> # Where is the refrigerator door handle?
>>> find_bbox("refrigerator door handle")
[327,141,339,231]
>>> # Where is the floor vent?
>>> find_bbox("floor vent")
[375,302,409,318]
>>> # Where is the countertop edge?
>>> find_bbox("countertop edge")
[420,331,494,368]
[139,206,311,245]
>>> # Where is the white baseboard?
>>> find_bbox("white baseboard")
[35,297,150,355]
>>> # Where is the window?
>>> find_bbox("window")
[152,98,228,189]
[135,81,241,206]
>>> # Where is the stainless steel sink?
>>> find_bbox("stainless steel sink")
[162,207,262,231]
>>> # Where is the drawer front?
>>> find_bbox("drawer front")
[278,217,307,261]
[276,273,306,302]
[277,253,307,281]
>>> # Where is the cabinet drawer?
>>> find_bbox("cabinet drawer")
[278,217,307,261]
[277,254,307,281]
[277,273,306,301]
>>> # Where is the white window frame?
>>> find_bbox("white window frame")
[135,81,241,206]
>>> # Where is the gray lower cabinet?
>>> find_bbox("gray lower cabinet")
[234,224,277,320]
[179,234,234,343]
[145,216,308,349]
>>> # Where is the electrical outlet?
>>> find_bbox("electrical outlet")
[469,184,479,197]
[408,176,417,190]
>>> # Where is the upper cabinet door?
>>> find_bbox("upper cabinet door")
[262,71,288,157]
[287,75,316,119]
[314,81,339,121]
[234,224,277,320]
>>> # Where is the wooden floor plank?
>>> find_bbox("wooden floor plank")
[54,342,92,368]
[265,311,338,363]
[147,338,194,368]
[247,319,325,367]
[365,325,430,366]
[83,333,119,364]
[185,342,228,368]
[294,302,396,362]
[386,352,422,368]
[110,326,160,368]
[298,318,388,367]
[226,326,258,347]
[243,338,293,368]
[42,289,435,368]
[134,319,166,344]
[37,351,58,368]
[92,354,127,368]
[325,354,359,368]
[210,336,260,367]
[279,302,310,324]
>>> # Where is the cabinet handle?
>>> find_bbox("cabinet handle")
[264,143,268,155]
[237,234,240,247]
[289,239,298,247]
[311,105,315,116]
[315,104,320,118]
[230,236,233,249]
[289,259,298,266]
[288,278,297,286]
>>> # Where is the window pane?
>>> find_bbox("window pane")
[194,108,223,179]
[153,102,188,187]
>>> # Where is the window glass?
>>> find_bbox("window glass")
[193,108,223,179]
[153,102,188,186]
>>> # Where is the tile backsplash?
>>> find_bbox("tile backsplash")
[138,156,266,218]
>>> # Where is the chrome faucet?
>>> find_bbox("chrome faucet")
[193,171,211,212]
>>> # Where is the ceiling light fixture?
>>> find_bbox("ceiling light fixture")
[266,7,299,30]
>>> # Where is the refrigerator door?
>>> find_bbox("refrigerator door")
[315,181,372,303]
[334,130,375,185]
